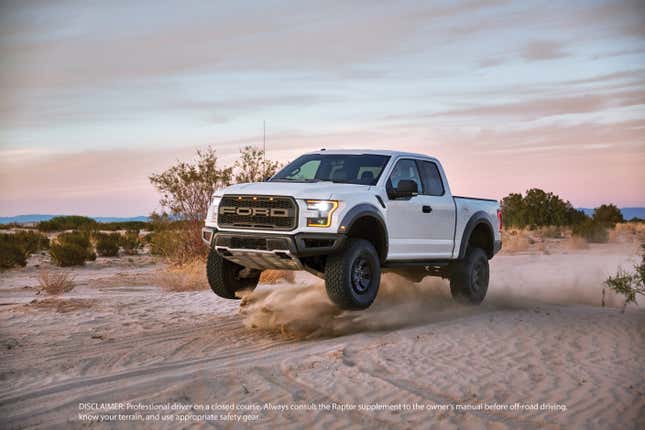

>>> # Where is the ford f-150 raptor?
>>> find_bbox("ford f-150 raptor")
[202,150,502,310]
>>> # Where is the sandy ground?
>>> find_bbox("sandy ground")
[1,242,644,429]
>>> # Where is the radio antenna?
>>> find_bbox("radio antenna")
[263,120,266,161]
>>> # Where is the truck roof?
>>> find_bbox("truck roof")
[304,149,436,159]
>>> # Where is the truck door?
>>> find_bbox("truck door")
[385,158,455,259]
[415,159,455,257]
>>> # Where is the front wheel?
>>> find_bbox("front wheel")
[325,238,381,310]
[206,249,259,299]
[449,247,489,305]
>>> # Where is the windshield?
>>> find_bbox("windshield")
[271,154,391,185]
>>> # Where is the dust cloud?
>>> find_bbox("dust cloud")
[239,250,639,338]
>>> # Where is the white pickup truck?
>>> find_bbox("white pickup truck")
[202,150,502,310]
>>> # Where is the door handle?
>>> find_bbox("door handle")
[422,205,432,213]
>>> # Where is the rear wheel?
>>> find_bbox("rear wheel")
[206,249,259,299]
[325,238,381,310]
[450,247,489,305]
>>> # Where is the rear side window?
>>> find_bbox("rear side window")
[417,160,445,196]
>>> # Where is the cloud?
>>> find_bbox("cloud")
[521,40,569,61]
[431,89,645,119]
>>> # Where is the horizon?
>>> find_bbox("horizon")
[1,1,644,216]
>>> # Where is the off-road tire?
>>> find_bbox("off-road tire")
[206,249,259,299]
[450,247,489,305]
[325,238,381,310]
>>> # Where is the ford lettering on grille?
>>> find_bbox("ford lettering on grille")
[217,195,297,231]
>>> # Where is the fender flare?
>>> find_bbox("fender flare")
[338,204,389,262]
[458,211,494,259]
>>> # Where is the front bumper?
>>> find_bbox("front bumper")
[201,227,345,270]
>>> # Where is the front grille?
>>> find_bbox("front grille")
[218,195,297,231]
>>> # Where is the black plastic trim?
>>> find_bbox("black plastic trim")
[383,260,452,268]
[458,211,495,259]
[338,203,389,261]
[210,231,346,258]
[294,233,346,257]
[453,196,499,203]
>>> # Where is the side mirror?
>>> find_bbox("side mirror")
[390,179,418,199]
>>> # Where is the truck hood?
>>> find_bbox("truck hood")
[217,181,371,200]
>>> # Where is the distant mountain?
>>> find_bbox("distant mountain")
[0,214,149,224]
[578,207,645,220]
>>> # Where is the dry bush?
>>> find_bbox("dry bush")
[259,269,296,284]
[148,226,206,266]
[538,226,564,239]
[156,259,209,292]
[611,223,645,243]
[501,229,530,253]
[38,269,75,295]
[564,235,589,250]
[27,298,94,313]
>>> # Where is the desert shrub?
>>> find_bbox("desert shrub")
[51,231,95,265]
[98,221,151,231]
[593,204,624,226]
[500,229,530,253]
[0,231,51,269]
[572,219,608,243]
[95,233,120,257]
[0,223,24,230]
[0,240,27,269]
[604,245,645,312]
[58,231,91,248]
[501,189,586,228]
[12,231,50,253]
[564,235,589,250]
[38,215,97,232]
[234,145,282,183]
[118,231,140,255]
[540,226,563,239]
[38,269,75,295]
[156,260,209,291]
[147,229,202,264]
[50,242,88,266]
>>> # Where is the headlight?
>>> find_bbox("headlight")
[208,195,222,222]
[306,200,339,227]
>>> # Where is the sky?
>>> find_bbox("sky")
[0,0,644,216]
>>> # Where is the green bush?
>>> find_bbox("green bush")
[58,231,91,248]
[572,219,609,243]
[50,242,88,266]
[119,231,140,255]
[0,231,50,269]
[0,240,27,269]
[51,231,95,264]
[12,231,50,253]
[604,245,645,312]
[98,221,151,231]
[95,233,120,257]
[38,215,98,232]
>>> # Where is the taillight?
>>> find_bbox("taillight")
[497,209,503,231]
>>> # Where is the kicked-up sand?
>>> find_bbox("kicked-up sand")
[0,240,644,429]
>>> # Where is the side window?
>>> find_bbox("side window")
[388,159,422,193]
[417,160,445,196]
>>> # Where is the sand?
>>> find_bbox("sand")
[0,242,644,429]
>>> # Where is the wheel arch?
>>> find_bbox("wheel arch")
[458,211,495,259]
[338,204,388,263]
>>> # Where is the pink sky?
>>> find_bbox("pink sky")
[1,1,644,216]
